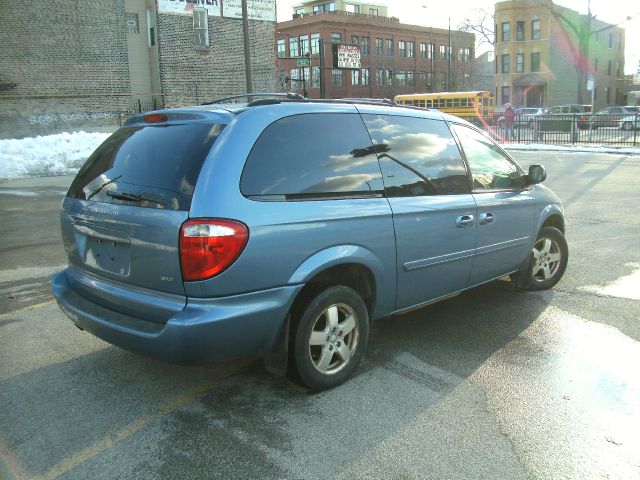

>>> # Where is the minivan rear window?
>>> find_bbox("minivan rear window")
[68,123,223,210]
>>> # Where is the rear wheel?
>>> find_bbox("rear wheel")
[516,226,568,291]
[288,286,369,391]
[622,121,634,131]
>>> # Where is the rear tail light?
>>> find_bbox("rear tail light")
[180,219,248,281]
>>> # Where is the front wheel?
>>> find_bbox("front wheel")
[516,226,568,291]
[289,286,369,391]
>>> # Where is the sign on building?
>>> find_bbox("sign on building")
[158,0,221,16]
[223,0,276,21]
[332,44,361,69]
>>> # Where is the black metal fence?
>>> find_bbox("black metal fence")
[460,113,640,147]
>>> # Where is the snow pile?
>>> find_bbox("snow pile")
[0,131,110,180]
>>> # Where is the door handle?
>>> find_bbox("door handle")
[456,214,475,228]
[479,212,495,225]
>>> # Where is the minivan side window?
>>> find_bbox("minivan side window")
[452,124,525,191]
[362,114,470,196]
[240,114,383,200]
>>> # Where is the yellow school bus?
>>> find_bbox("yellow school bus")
[394,91,494,120]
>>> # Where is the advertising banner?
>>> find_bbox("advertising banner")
[332,44,361,69]
[158,0,221,16]
[223,0,276,21]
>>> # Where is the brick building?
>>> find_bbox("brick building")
[276,1,475,99]
[494,0,626,109]
[0,0,276,139]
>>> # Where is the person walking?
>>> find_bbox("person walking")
[504,103,516,141]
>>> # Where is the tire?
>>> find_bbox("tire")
[517,226,568,291]
[622,121,634,131]
[288,286,369,391]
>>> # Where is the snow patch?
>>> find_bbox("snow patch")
[0,131,110,180]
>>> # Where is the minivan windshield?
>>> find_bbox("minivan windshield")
[68,123,223,210]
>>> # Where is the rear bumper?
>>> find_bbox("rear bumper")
[51,270,303,364]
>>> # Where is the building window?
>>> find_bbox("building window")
[277,39,286,58]
[147,8,156,47]
[361,68,369,85]
[406,41,414,58]
[406,71,415,86]
[351,69,360,85]
[516,53,524,73]
[126,13,139,34]
[332,68,343,86]
[351,35,359,45]
[296,8,304,15]
[399,40,406,57]
[532,20,541,40]
[502,22,510,42]
[440,72,447,90]
[300,34,309,56]
[290,68,299,86]
[439,45,447,61]
[458,47,471,62]
[311,33,320,54]
[516,21,524,41]
[361,37,370,55]
[397,70,406,87]
[193,8,209,48]
[420,42,427,59]
[376,68,384,86]
[331,32,342,44]
[376,38,383,55]
[312,66,320,88]
[313,2,335,13]
[531,52,540,72]
[429,43,434,60]
[289,36,299,57]
[345,3,360,13]
[502,86,510,104]
[502,54,510,73]
[369,8,379,16]
[387,69,393,86]
[386,39,393,56]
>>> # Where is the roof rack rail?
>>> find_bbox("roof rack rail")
[202,92,304,105]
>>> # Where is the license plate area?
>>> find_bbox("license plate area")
[74,223,131,276]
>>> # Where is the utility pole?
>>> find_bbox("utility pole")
[448,17,452,92]
[241,0,253,93]
[319,38,326,99]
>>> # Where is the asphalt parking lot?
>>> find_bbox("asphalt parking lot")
[1,151,639,480]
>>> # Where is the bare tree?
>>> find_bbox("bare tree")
[459,8,495,48]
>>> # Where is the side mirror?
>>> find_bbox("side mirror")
[527,164,546,184]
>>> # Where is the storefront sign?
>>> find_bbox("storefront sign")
[158,0,221,16]
[223,0,276,21]
[333,44,361,69]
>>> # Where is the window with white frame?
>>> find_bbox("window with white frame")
[351,69,360,85]
[399,40,406,57]
[277,39,286,58]
[312,66,320,87]
[311,33,320,54]
[289,36,299,57]
[193,8,209,48]
[406,41,414,58]
[147,8,156,47]
[300,34,309,56]
[361,68,369,85]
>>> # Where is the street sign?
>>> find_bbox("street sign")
[296,58,310,67]
[587,75,595,91]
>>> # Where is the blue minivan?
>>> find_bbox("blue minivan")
[52,97,568,390]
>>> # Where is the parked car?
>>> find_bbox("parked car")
[585,106,639,129]
[619,113,640,130]
[52,96,568,391]
[497,107,547,128]
[543,104,591,130]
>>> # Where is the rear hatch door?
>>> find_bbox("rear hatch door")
[62,116,225,304]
